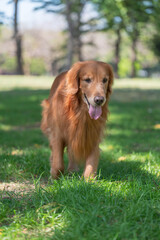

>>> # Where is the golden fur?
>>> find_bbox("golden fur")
[41,61,113,179]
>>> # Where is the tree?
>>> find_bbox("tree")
[65,0,85,66]
[32,0,88,69]
[94,0,154,78]
[8,0,24,74]
[93,0,127,78]
[150,0,160,60]
[122,0,153,77]
[13,0,24,74]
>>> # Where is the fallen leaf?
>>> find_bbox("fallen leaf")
[22,228,27,234]
[108,145,114,150]
[118,156,127,161]
[154,124,160,129]
[11,150,23,155]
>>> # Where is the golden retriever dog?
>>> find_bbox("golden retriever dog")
[41,60,113,179]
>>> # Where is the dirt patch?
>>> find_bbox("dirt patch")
[0,181,35,198]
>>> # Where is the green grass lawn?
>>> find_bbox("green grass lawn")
[0,76,160,239]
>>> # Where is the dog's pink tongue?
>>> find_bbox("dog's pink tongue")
[89,105,102,120]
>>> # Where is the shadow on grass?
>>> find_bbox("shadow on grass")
[0,88,49,148]
[107,88,160,154]
[99,155,160,186]
[0,150,50,181]
[0,167,160,239]
[0,87,160,238]
[0,87,160,182]
[0,87,160,150]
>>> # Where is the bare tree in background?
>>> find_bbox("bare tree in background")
[32,0,90,69]
[12,0,24,74]
[65,0,84,67]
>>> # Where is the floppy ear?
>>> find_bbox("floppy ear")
[106,64,114,99]
[66,62,83,94]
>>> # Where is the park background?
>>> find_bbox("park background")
[0,0,160,77]
[0,1,160,239]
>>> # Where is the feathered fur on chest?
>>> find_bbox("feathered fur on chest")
[64,94,108,161]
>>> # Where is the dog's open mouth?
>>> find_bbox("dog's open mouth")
[84,94,102,120]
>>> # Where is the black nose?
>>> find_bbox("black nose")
[94,96,104,106]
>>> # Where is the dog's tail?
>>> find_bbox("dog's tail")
[41,99,50,136]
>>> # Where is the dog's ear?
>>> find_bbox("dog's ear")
[66,62,83,94]
[106,64,114,99]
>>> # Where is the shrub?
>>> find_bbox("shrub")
[118,58,132,78]
[0,55,16,74]
[29,58,46,75]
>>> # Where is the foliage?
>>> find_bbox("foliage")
[29,58,47,75]
[93,0,126,30]
[0,77,160,239]
[151,34,160,60]
[93,0,127,77]
[118,58,132,78]
[118,59,141,78]
[1,0,160,76]
[0,55,16,74]
[150,0,160,59]
[93,0,154,77]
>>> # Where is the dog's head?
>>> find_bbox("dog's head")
[66,61,114,120]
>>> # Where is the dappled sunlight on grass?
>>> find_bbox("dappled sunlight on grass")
[0,77,160,239]
[153,123,160,129]
[0,124,13,131]
[1,175,160,239]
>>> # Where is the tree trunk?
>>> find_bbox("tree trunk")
[14,0,24,75]
[67,31,74,68]
[131,34,138,78]
[65,0,74,68]
[114,27,121,78]
[76,5,83,62]
[65,0,84,67]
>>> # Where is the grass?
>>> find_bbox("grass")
[0,76,160,239]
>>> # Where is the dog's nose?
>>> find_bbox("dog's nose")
[94,96,104,106]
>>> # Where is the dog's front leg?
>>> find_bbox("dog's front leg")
[67,149,79,173]
[83,146,99,180]
[50,138,64,179]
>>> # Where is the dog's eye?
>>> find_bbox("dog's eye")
[85,78,91,83]
[103,78,108,83]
